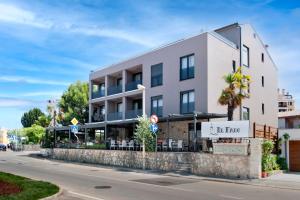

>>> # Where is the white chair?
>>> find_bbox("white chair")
[121,140,127,150]
[177,140,183,151]
[162,140,168,151]
[168,139,173,151]
[110,140,116,150]
[128,140,134,151]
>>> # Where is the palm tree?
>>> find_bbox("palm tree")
[283,133,290,161]
[218,67,251,121]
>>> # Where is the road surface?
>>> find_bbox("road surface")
[0,151,299,200]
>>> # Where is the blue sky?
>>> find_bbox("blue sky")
[0,0,299,129]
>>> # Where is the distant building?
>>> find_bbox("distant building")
[278,111,300,171]
[278,88,295,112]
[0,127,8,145]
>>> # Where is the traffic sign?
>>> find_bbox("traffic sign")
[71,118,78,125]
[150,115,158,124]
[149,123,158,134]
[70,125,79,133]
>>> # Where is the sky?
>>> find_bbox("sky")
[0,0,299,129]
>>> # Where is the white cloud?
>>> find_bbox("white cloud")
[0,3,52,29]
[0,97,33,107]
[21,91,62,97]
[0,75,70,86]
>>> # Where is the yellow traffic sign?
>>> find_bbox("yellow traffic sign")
[71,118,78,125]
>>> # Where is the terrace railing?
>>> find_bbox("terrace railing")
[107,85,122,95]
[107,112,123,121]
[125,80,142,92]
[125,109,142,119]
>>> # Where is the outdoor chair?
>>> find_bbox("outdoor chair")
[162,140,168,151]
[120,140,127,150]
[177,140,183,151]
[168,139,173,151]
[128,140,134,151]
[110,140,116,150]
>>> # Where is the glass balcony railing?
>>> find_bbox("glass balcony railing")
[125,80,142,92]
[92,114,105,122]
[107,85,122,95]
[125,109,142,119]
[107,112,123,121]
[92,90,105,99]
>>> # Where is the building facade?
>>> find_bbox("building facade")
[278,88,295,112]
[278,111,300,171]
[88,23,278,143]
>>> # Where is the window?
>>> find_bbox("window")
[261,76,264,87]
[117,78,122,86]
[117,102,122,113]
[261,53,264,63]
[180,90,195,114]
[133,72,142,82]
[262,103,265,115]
[151,96,163,117]
[180,54,195,80]
[232,60,236,72]
[151,63,163,87]
[242,45,249,67]
[132,99,142,110]
[242,107,250,120]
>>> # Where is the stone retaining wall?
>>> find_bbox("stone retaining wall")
[41,139,262,179]
[23,144,41,151]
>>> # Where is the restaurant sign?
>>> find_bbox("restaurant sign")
[202,120,250,138]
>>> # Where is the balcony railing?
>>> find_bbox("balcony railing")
[125,109,142,119]
[107,85,122,95]
[92,90,105,99]
[92,114,105,122]
[107,112,123,121]
[125,80,142,92]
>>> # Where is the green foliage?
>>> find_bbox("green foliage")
[218,67,251,120]
[58,81,89,125]
[134,116,155,152]
[86,143,106,149]
[262,140,279,172]
[0,171,59,200]
[277,157,288,170]
[283,133,290,141]
[34,115,51,128]
[21,108,45,128]
[23,125,45,144]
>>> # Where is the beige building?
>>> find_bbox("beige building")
[278,88,295,112]
[0,127,8,145]
[88,23,278,143]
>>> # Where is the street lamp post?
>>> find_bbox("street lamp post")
[137,84,146,170]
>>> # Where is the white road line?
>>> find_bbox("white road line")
[68,191,105,200]
[219,194,244,200]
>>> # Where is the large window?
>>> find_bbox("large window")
[151,63,163,87]
[242,107,250,120]
[151,96,163,117]
[180,90,195,114]
[180,54,195,80]
[242,45,249,67]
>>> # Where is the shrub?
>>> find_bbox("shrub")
[262,140,274,156]
[277,157,288,170]
[262,140,279,172]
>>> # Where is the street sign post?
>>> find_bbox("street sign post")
[150,115,158,124]
[71,118,78,125]
[70,125,79,133]
[150,123,158,133]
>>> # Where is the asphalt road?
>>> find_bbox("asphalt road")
[1,151,300,200]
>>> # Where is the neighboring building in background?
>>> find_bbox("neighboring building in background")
[88,22,278,144]
[278,111,300,172]
[0,127,8,145]
[278,88,295,112]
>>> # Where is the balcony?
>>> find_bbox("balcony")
[125,80,142,92]
[125,109,142,119]
[107,112,123,121]
[107,85,122,96]
[92,90,105,99]
[92,114,105,122]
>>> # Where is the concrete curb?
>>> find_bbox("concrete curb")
[40,187,64,200]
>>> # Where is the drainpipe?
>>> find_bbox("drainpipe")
[239,24,243,121]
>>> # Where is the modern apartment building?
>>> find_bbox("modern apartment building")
[278,88,295,112]
[88,23,278,142]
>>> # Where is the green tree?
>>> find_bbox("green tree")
[134,117,155,152]
[58,81,89,125]
[34,115,51,128]
[23,125,45,144]
[21,108,45,128]
[218,67,251,121]
[283,133,290,162]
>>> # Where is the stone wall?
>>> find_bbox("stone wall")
[23,144,41,151]
[41,139,262,179]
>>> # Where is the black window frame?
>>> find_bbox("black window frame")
[151,95,163,117]
[242,107,250,120]
[262,76,264,87]
[180,90,195,114]
[242,45,250,68]
[180,54,195,81]
[261,53,264,63]
[151,63,163,87]
[232,60,236,72]
[262,103,265,115]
